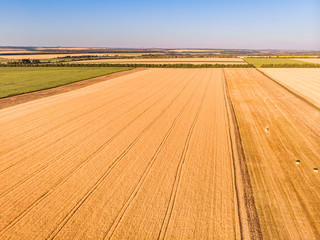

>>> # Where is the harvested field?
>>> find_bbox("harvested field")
[259,68,320,108]
[295,58,320,64]
[71,57,246,65]
[225,69,320,239]
[0,69,258,239]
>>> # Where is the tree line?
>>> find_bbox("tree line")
[0,62,254,68]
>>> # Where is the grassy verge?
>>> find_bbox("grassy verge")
[0,67,132,98]
[243,58,317,67]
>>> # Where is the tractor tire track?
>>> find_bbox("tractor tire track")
[157,76,209,240]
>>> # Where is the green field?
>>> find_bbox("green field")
[0,67,132,98]
[243,58,311,67]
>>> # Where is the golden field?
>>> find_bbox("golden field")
[0,68,319,239]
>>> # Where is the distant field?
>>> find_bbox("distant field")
[0,52,167,60]
[0,53,113,60]
[259,68,320,108]
[106,53,165,56]
[244,58,311,67]
[71,57,246,65]
[0,67,131,98]
[0,51,38,54]
[295,58,320,64]
[169,49,224,52]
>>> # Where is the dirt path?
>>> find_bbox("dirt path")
[225,69,320,239]
[0,68,143,110]
[0,69,256,239]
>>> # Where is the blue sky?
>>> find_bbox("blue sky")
[0,0,319,50]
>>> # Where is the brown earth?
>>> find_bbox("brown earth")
[0,69,258,239]
[225,69,320,239]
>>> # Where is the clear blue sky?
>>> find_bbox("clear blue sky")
[0,0,319,50]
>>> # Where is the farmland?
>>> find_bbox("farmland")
[259,68,320,108]
[0,69,261,239]
[0,67,319,239]
[0,67,131,98]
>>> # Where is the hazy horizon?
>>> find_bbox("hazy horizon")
[1,0,319,50]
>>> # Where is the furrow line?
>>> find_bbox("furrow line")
[103,70,200,240]
[157,75,209,240]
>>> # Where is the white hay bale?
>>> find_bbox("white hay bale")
[314,168,318,173]
[296,160,300,165]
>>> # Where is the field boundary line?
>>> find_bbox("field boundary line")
[222,71,242,239]
[223,69,263,240]
[256,68,320,112]
[0,68,154,135]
